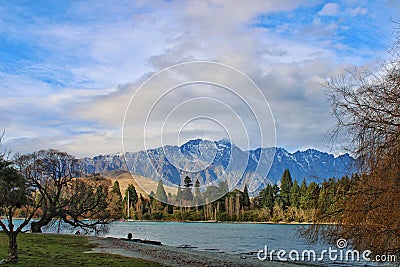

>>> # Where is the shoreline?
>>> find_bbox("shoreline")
[6,217,334,225]
[117,219,335,226]
[88,236,319,267]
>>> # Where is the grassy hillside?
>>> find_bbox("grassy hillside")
[103,170,177,197]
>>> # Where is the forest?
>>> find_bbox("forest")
[107,169,355,224]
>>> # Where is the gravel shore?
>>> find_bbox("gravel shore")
[88,236,316,267]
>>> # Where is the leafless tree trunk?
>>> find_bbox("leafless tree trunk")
[15,150,113,233]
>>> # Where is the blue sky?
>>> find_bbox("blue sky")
[0,1,398,157]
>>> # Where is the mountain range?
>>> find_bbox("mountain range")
[79,139,356,194]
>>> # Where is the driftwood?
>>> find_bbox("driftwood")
[122,238,162,246]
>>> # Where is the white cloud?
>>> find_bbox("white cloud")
[1,0,392,157]
[351,6,368,17]
[318,3,340,16]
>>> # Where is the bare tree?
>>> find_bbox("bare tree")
[305,25,400,255]
[60,174,112,232]
[16,149,113,233]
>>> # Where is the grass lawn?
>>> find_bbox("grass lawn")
[0,232,165,266]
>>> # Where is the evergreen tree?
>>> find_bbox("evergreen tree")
[303,182,320,210]
[317,178,336,216]
[149,191,155,198]
[272,184,279,199]
[182,176,193,202]
[258,184,275,215]
[127,184,138,204]
[108,181,123,219]
[123,184,138,218]
[241,184,250,208]
[279,169,293,209]
[299,178,308,209]
[155,179,168,203]
[290,180,300,208]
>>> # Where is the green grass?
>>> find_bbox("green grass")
[0,232,165,266]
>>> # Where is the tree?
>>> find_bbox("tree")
[279,169,293,209]
[203,181,228,204]
[307,26,400,254]
[299,178,308,209]
[123,184,138,218]
[303,182,320,210]
[155,179,168,204]
[241,184,250,209]
[16,149,113,233]
[0,155,40,264]
[64,175,111,229]
[108,181,123,219]
[290,180,300,209]
[257,184,275,216]
[182,176,193,202]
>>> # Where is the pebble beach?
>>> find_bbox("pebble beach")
[88,236,315,267]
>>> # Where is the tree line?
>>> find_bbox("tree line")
[108,168,355,224]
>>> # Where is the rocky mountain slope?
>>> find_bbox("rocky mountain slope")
[79,139,356,194]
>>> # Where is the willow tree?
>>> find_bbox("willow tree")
[306,26,400,255]
[15,149,113,233]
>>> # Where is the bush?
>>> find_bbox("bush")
[217,212,230,221]
[188,211,204,221]
[151,212,164,221]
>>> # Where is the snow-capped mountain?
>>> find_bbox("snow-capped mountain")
[79,139,356,194]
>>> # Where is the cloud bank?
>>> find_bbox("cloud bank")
[0,1,397,157]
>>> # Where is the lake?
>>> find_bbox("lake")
[12,220,396,266]
[106,221,311,254]
[104,221,394,266]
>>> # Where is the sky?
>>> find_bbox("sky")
[0,0,399,158]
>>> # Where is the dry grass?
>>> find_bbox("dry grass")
[103,170,177,197]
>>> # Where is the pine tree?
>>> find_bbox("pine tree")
[155,179,168,203]
[280,169,293,209]
[108,181,123,219]
[299,178,308,210]
[258,184,275,216]
[303,182,320,210]
[123,184,138,218]
[241,184,250,208]
[290,180,300,208]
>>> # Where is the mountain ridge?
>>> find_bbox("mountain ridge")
[79,139,356,194]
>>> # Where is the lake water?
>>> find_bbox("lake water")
[9,220,396,266]
[103,221,394,267]
[106,221,311,254]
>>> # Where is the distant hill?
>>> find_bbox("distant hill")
[79,139,356,195]
[102,169,177,197]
